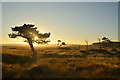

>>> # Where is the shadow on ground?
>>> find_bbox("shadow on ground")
[2,53,32,65]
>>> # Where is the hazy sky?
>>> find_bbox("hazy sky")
[2,2,118,45]
[0,2,2,45]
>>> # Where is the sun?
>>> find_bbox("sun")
[34,36,39,40]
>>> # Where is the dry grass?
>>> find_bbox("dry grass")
[2,44,120,78]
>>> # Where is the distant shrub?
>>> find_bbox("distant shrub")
[117,51,120,54]
[58,54,72,58]
[89,49,108,53]
[43,53,58,58]
[80,50,88,54]
[59,47,71,50]
[9,48,17,49]
[73,55,81,58]
[108,48,117,52]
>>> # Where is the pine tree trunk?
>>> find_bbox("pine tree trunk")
[27,38,35,54]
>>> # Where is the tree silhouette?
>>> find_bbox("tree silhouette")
[97,38,101,43]
[86,40,88,50]
[8,24,50,54]
[57,40,61,46]
[57,40,66,48]
[101,37,111,48]
[58,42,66,48]
[102,37,111,42]
[61,42,66,46]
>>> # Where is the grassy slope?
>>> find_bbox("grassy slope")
[2,45,120,78]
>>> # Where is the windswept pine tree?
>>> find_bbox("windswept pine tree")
[8,24,51,54]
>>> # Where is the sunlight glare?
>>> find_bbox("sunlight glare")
[34,36,39,40]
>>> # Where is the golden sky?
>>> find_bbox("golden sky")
[2,2,118,45]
